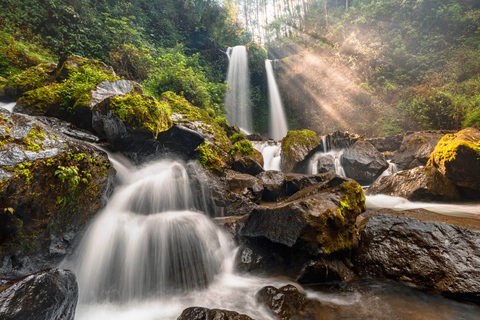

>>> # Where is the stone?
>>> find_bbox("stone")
[427,127,480,199]
[366,166,460,202]
[355,208,480,300]
[315,154,335,173]
[392,132,446,170]
[284,172,345,198]
[226,170,263,203]
[231,149,264,176]
[256,170,285,201]
[281,130,320,173]
[0,269,78,320]
[366,133,404,152]
[177,307,253,320]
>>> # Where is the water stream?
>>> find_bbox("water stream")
[265,60,288,140]
[251,141,281,171]
[0,101,16,112]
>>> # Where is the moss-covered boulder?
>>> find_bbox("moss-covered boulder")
[3,63,57,99]
[366,166,460,202]
[281,130,320,173]
[55,55,114,81]
[427,127,480,198]
[231,139,264,176]
[0,108,115,277]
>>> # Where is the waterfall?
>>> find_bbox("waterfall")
[64,159,232,303]
[307,150,345,177]
[0,102,16,112]
[225,46,252,132]
[252,141,281,171]
[265,60,288,140]
[377,160,399,180]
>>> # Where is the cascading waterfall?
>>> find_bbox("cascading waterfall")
[251,141,281,171]
[265,60,288,140]
[0,101,16,112]
[225,46,252,132]
[63,159,232,303]
[308,150,346,176]
[377,160,399,180]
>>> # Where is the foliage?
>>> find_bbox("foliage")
[231,139,255,156]
[55,165,81,186]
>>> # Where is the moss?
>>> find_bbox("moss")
[22,125,46,152]
[281,129,320,157]
[231,139,255,156]
[197,142,226,175]
[429,130,480,165]
[110,92,172,138]
[5,63,56,95]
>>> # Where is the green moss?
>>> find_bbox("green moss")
[5,63,56,94]
[22,125,46,152]
[281,129,320,157]
[197,142,225,175]
[231,139,255,156]
[429,128,480,165]
[110,92,172,138]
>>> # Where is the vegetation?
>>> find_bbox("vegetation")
[281,129,320,157]
[428,127,480,165]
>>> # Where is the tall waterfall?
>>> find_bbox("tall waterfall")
[64,159,232,303]
[265,60,288,140]
[225,46,252,132]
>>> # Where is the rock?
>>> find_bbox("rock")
[246,133,269,141]
[226,170,263,203]
[3,63,57,99]
[427,127,480,199]
[215,216,247,238]
[35,116,99,143]
[366,133,404,152]
[223,193,258,217]
[177,307,253,320]
[256,284,320,320]
[355,208,480,300]
[284,172,344,197]
[239,175,366,256]
[55,54,114,81]
[296,257,357,284]
[324,130,361,150]
[0,109,115,276]
[0,76,7,100]
[281,130,320,173]
[366,166,460,202]
[231,149,264,176]
[341,140,389,185]
[392,132,446,170]
[256,170,285,201]
[0,268,78,320]
[315,153,335,173]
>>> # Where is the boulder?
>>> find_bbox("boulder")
[315,153,335,173]
[427,127,480,199]
[0,108,115,276]
[178,307,253,320]
[0,269,78,320]
[3,63,57,99]
[281,130,320,173]
[231,148,264,176]
[323,130,361,150]
[226,170,263,203]
[239,175,366,256]
[341,140,389,185]
[366,166,460,202]
[392,132,446,170]
[35,116,99,143]
[284,172,345,198]
[256,284,320,320]
[366,133,404,152]
[256,170,285,201]
[355,209,480,300]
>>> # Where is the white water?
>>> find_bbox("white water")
[0,101,16,112]
[308,150,345,176]
[265,60,288,140]
[225,46,252,132]
[377,160,399,180]
[252,141,282,171]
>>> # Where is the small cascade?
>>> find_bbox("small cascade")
[64,159,232,303]
[335,150,346,176]
[252,141,282,171]
[308,150,345,177]
[321,136,327,153]
[225,46,252,132]
[377,160,399,180]
[0,101,16,112]
[265,60,288,140]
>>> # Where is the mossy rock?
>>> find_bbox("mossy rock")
[427,127,480,198]
[4,62,57,98]
[281,130,320,173]
[55,55,114,81]
[0,76,7,98]
[0,109,115,276]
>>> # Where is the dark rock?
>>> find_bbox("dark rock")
[239,175,365,256]
[284,172,343,197]
[256,170,285,201]
[215,216,247,238]
[324,130,361,150]
[315,153,335,173]
[427,127,480,199]
[226,170,263,203]
[256,284,320,320]
[341,140,389,185]
[35,116,99,143]
[177,307,253,320]
[234,241,286,275]
[231,149,264,176]
[296,258,357,284]
[0,109,115,277]
[355,209,480,300]
[246,133,269,141]
[392,132,446,170]
[224,193,258,217]
[281,130,320,173]
[366,166,460,202]
[0,268,78,320]
[366,133,404,152]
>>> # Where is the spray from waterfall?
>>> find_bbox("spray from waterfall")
[225,46,252,132]
[265,60,288,140]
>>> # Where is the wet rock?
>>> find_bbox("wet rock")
[0,268,78,320]
[281,130,320,173]
[246,133,269,141]
[256,170,285,201]
[256,284,320,320]
[55,54,114,81]
[223,193,258,217]
[0,109,115,276]
[427,127,480,199]
[341,140,389,185]
[392,132,446,170]
[215,216,247,238]
[231,149,264,176]
[366,166,460,202]
[35,116,99,143]
[315,154,335,173]
[239,175,365,256]
[324,130,361,150]
[355,209,480,300]
[296,258,357,284]
[226,170,263,203]
[284,172,345,197]
[178,307,253,320]
[366,133,404,152]
[234,241,286,275]
[3,63,57,99]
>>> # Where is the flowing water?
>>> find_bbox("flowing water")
[225,46,252,132]
[308,150,346,176]
[0,101,16,112]
[251,141,282,171]
[265,60,288,140]
[66,154,480,320]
